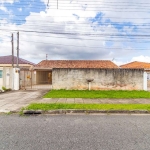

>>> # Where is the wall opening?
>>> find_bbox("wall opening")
[20,70,52,90]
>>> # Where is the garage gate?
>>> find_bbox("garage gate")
[20,69,52,90]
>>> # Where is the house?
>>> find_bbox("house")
[120,61,150,90]
[32,60,146,90]
[33,60,118,85]
[0,55,34,90]
[0,55,34,68]
[120,61,150,71]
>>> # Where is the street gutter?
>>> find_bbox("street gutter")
[22,109,150,115]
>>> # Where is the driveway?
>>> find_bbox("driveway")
[0,90,48,113]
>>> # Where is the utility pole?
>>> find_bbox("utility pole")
[17,32,19,68]
[47,0,58,9]
[47,0,49,6]
[11,33,14,68]
[46,54,48,60]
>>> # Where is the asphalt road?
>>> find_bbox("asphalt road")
[0,115,150,150]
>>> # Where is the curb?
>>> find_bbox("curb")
[23,109,150,115]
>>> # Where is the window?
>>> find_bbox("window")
[0,70,2,78]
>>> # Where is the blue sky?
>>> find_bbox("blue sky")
[0,0,150,65]
[0,0,46,24]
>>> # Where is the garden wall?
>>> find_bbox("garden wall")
[0,67,13,90]
[0,67,3,90]
[52,68,144,90]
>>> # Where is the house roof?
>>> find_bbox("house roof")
[120,61,150,69]
[0,55,35,65]
[35,60,118,69]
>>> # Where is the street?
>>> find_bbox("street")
[0,115,150,150]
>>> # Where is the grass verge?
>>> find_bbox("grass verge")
[44,90,150,99]
[26,103,150,111]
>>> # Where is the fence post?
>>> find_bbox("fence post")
[24,70,25,89]
[143,72,147,91]
[31,71,32,89]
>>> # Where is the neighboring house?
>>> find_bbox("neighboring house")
[120,61,150,71]
[33,60,146,90]
[120,61,150,90]
[0,55,34,90]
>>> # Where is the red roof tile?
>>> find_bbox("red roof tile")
[35,60,118,69]
[120,61,150,69]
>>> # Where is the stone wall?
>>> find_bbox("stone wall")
[52,68,144,90]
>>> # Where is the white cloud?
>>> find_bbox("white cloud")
[113,60,125,66]
[1,0,150,64]
[1,0,18,4]
[18,8,22,12]
[131,55,150,63]
[0,5,7,12]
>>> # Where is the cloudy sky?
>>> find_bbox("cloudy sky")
[0,0,150,65]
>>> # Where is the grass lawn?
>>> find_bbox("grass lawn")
[26,103,150,111]
[43,90,150,99]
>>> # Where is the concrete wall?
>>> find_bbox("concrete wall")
[0,67,13,90]
[0,67,3,90]
[52,69,144,90]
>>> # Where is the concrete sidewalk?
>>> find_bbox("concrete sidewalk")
[1,90,150,113]
[37,98,150,104]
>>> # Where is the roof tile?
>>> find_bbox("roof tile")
[120,61,150,69]
[35,60,118,69]
[0,55,35,65]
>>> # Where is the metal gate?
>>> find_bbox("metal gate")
[20,69,52,90]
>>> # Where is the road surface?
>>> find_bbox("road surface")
[0,114,150,150]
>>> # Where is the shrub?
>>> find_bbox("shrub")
[2,86,12,92]
[2,86,7,91]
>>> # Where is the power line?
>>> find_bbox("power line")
[3,1,150,7]
[2,13,150,20]
[3,3,150,9]
[1,20,150,27]
[2,28,150,36]
[1,6,150,13]
[1,23,150,32]
[1,4,150,12]
[2,32,150,43]
[3,0,150,4]
[19,39,150,49]
[1,37,150,50]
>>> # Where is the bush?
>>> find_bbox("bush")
[2,86,7,91]
[2,86,12,92]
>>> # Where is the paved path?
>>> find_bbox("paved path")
[1,90,150,113]
[38,98,150,104]
[1,115,150,150]
[0,90,48,113]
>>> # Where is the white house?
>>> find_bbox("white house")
[0,55,34,90]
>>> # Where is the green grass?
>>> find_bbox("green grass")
[44,90,150,99]
[26,103,150,111]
